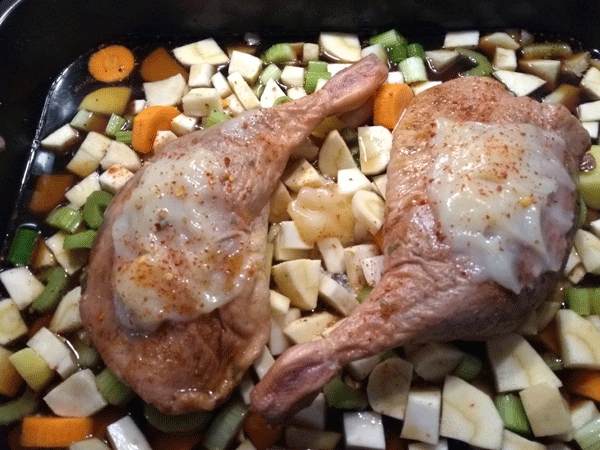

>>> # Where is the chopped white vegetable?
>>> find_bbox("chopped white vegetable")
[27,327,77,378]
[182,87,223,117]
[440,375,503,450]
[581,66,600,100]
[408,342,464,382]
[582,121,599,139]
[0,299,27,344]
[589,315,600,332]
[358,126,392,175]
[493,70,546,96]
[337,168,372,195]
[129,99,146,115]
[316,237,345,273]
[49,286,82,334]
[0,267,44,310]
[479,32,520,51]
[361,44,388,63]
[278,221,313,250]
[519,59,561,88]
[344,244,380,292]
[570,400,600,433]
[100,140,141,172]
[268,318,289,356]
[44,369,108,417]
[411,81,442,95]
[70,437,112,450]
[268,181,292,223]
[67,132,111,177]
[269,290,291,320]
[283,311,338,344]
[318,272,359,316]
[372,174,387,200]
[501,430,545,450]
[153,129,178,152]
[260,78,287,108]
[229,51,263,84]
[486,333,562,392]
[343,411,386,450]
[171,113,198,135]
[45,232,88,275]
[285,426,341,450]
[271,259,321,310]
[253,345,275,379]
[443,30,480,48]
[273,232,311,262]
[401,386,442,444]
[556,308,600,368]
[494,48,517,71]
[143,74,187,107]
[319,32,361,62]
[99,165,135,194]
[318,129,357,178]
[40,124,79,152]
[519,382,572,437]
[107,415,152,450]
[293,392,326,430]
[425,50,459,72]
[223,93,245,117]
[303,43,320,63]
[361,255,384,287]
[578,100,600,122]
[327,63,350,76]
[280,65,306,87]
[227,72,261,110]
[367,357,413,420]
[352,190,385,235]
[387,71,405,84]
[282,158,326,192]
[188,62,216,87]
[238,373,254,405]
[574,229,600,274]
[64,171,101,208]
[173,38,229,66]
[211,71,233,98]
[408,439,448,450]
[287,86,308,99]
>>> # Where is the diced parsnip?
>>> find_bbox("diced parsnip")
[70,438,112,450]
[66,132,112,177]
[361,44,387,64]
[543,84,581,112]
[352,190,384,235]
[170,113,198,136]
[269,181,292,223]
[357,126,392,175]
[285,426,341,450]
[486,333,562,392]
[211,71,233,98]
[443,30,480,48]
[79,87,131,116]
[40,124,79,153]
[519,59,561,89]
[580,66,600,100]
[152,129,178,152]
[182,87,223,117]
[337,168,372,195]
[578,100,600,122]
[318,130,357,178]
[259,79,286,109]
[143,74,187,107]
[347,353,385,381]
[287,86,308,100]
[30,242,57,270]
[0,267,44,310]
[568,264,587,285]
[479,32,520,52]
[227,72,261,110]
[291,137,319,160]
[401,386,442,444]
[223,93,244,117]
[9,348,54,391]
[371,174,387,200]
[302,43,320,63]
[107,415,152,450]
[317,237,345,273]
[0,299,28,344]
[271,259,321,310]
[344,244,380,292]
[45,233,87,275]
[319,272,359,316]
[100,140,141,172]
[574,229,600,274]
[407,342,464,382]
[278,221,313,250]
[173,38,229,66]
[493,70,546,96]
[188,62,215,87]
[367,357,413,420]
[284,307,302,326]
[99,165,134,194]
[229,51,263,84]
[319,32,361,62]
[288,185,355,245]
[270,289,291,322]
[28,327,77,378]
[65,172,101,209]
[293,393,326,430]
[280,65,306,87]
[343,411,385,450]
[360,255,384,287]
[44,369,107,417]
[502,430,545,450]
[565,246,583,276]
[253,346,275,379]
[283,311,339,344]
[273,232,312,262]
[556,308,600,368]
[440,375,503,450]
[582,121,599,139]
[269,318,290,356]
[425,50,459,72]
[49,287,82,334]
[519,382,572,437]
[570,399,600,433]
[0,347,22,397]
[494,48,517,71]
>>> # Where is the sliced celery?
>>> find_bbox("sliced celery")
[82,190,113,229]
[115,130,133,145]
[9,348,54,391]
[407,43,425,59]
[567,287,591,315]
[456,48,492,77]
[144,402,213,433]
[273,96,293,106]
[590,288,600,315]
[72,341,101,369]
[579,195,588,227]
[8,227,39,266]
[398,56,428,83]
[494,393,531,435]
[252,82,265,98]
[574,416,600,450]
[105,114,126,137]
[388,43,408,63]
[0,389,39,426]
[452,353,482,381]
[369,29,407,48]
[263,43,295,64]
[202,398,248,450]
[63,229,97,249]
[259,63,283,84]
[95,367,134,405]
[323,375,368,410]
[541,352,563,371]
[31,266,68,314]
[308,60,328,72]
[46,206,83,234]
[356,287,372,303]
[304,70,331,94]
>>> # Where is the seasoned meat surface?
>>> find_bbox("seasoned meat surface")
[251,76,590,423]
[80,55,388,414]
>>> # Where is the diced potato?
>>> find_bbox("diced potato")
[293,393,326,430]
[283,159,326,192]
[182,88,223,117]
[100,140,141,172]
[153,130,178,152]
[188,62,216,87]
[574,229,600,274]
[556,309,600,368]
[343,411,385,450]
[502,430,545,450]
[270,290,291,320]
[144,74,187,107]
[99,165,135,194]
[27,327,77,378]
[319,32,361,62]
[562,52,590,79]
[582,121,599,140]
[578,100,600,122]
[344,244,380,292]
[580,66,600,100]
[387,71,405,84]
[229,51,263,84]
[223,93,244,117]
[408,342,464,382]
[64,172,101,208]
[401,386,442,444]
[287,86,308,100]
[281,65,306,87]
[79,87,131,116]
[66,148,101,178]
[360,255,384,287]
[493,70,546,96]
[318,130,357,178]
[479,32,520,53]
[278,221,313,250]
[66,131,112,177]
[0,347,22,396]
[303,43,320,63]
[0,299,28,345]
[40,124,79,153]
[361,44,388,63]
[543,84,581,112]
[371,174,387,200]
[129,99,146,115]
[273,232,312,262]
[227,72,261,110]
[352,190,384,235]
[327,63,350,76]
[211,71,233,98]
[0,267,44,310]
[171,113,198,136]
[268,318,290,356]
[70,438,112,450]
[271,259,321,310]
[173,38,229,66]
[319,273,359,316]
[283,311,339,344]
[411,81,442,95]
[519,382,572,437]
[367,357,413,420]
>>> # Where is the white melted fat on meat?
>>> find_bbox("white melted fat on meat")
[427,117,575,293]
[111,149,259,332]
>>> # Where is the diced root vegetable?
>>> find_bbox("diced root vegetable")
[271,259,321,310]
[0,299,28,344]
[367,357,413,420]
[352,190,385,235]
[319,32,361,62]
[519,382,572,437]
[188,62,216,87]
[401,387,442,444]
[182,88,223,117]
[0,267,45,310]
[443,30,480,48]
[173,38,229,66]
[44,369,108,417]
[285,426,342,450]
[343,412,385,450]
[358,126,392,175]
[107,416,153,450]
[253,346,275,379]
[319,273,360,316]
[556,309,600,368]
[283,311,339,344]
[40,124,80,153]
[408,342,464,382]
[494,70,546,96]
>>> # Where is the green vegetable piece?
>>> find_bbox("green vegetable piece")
[456,48,492,77]
[144,402,213,433]
[72,341,101,369]
[252,82,266,98]
[541,352,563,371]
[340,127,358,145]
[494,393,532,435]
[452,353,483,380]
[304,70,332,94]
[63,229,97,249]
[388,43,408,63]
[9,348,54,392]
[356,287,372,303]
[273,96,293,107]
[83,190,113,229]
[70,109,107,132]
[259,63,283,85]
[0,389,39,426]
[590,287,600,315]
[105,114,126,137]
[579,146,600,209]
[202,398,248,450]
[31,266,68,314]
[579,194,588,228]
[115,130,133,145]
[574,415,600,450]
[205,110,232,128]
[567,287,591,315]
[95,367,134,406]
[399,56,428,83]
[263,43,295,64]
[369,29,407,48]
[308,60,328,72]
[323,375,368,410]
[8,228,39,266]
[46,206,83,234]
[407,43,425,59]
